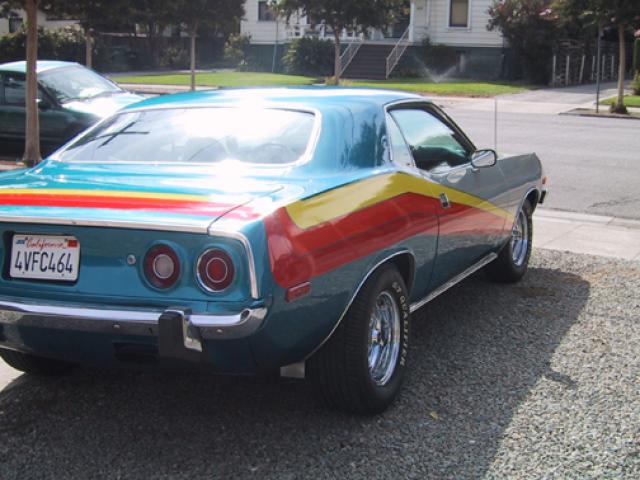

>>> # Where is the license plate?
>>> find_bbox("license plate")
[10,234,80,281]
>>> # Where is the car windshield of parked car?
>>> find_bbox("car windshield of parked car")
[57,107,316,165]
[40,66,122,103]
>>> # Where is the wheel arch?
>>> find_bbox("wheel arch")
[525,188,541,212]
[304,249,416,361]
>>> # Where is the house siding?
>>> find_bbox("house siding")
[241,1,289,44]
[0,10,77,35]
[427,0,503,47]
[242,0,502,48]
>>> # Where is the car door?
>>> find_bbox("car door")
[0,72,7,142]
[385,112,440,300]
[0,72,69,149]
[389,105,508,290]
[0,72,26,142]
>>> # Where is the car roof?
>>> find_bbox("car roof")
[128,87,427,112]
[0,60,79,74]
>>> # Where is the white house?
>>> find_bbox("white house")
[241,0,506,79]
[0,9,77,35]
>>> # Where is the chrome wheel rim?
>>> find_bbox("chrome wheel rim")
[511,209,529,267]
[368,291,401,386]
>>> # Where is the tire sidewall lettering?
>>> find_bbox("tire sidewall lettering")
[390,279,410,369]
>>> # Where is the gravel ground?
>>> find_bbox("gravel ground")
[0,249,638,479]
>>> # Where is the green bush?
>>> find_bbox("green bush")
[0,25,84,64]
[159,46,189,69]
[224,33,251,67]
[632,72,640,96]
[487,0,557,84]
[633,38,640,76]
[282,37,334,76]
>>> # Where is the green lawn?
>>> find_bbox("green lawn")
[347,79,534,97]
[113,71,317,88]
[600,95,640,108]
[114,71,533,97]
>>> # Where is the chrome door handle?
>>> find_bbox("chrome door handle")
[439,193,450,209]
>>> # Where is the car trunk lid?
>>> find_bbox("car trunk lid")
[0,161,283,232]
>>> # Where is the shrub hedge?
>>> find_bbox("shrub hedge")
[282,37,334,77]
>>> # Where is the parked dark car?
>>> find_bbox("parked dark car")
[0,60,143,156]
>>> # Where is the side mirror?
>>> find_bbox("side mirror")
[471,149,497,169]
[37,98,52,111]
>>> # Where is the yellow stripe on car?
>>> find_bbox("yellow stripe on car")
[286,172,513,230]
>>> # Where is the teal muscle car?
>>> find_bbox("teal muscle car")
[0,88,547,413]
[0,60,143,155]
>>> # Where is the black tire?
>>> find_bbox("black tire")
[485,199,533,283]
[307,265,411,414]
[0,349,75,376]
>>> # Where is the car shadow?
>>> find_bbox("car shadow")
[0,265,589,479]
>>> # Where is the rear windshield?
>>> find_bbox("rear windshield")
[40,65,122,103]
[57,107,316,165]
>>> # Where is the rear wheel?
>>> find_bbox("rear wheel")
[0,349,75,376]
[485,199,533,283]
[308,265,411,414]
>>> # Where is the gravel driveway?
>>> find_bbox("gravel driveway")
[0,250,638,479]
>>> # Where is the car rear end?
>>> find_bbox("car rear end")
[0,198,271,372]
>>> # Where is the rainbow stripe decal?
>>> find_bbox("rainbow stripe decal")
[0,188,259,221]
[264,173,513,288]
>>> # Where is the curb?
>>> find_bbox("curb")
[560,108,640,120]
[535,208,640,230]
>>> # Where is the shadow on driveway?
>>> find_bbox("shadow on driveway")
[0,265,589,479]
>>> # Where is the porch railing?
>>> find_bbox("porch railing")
[385,26,411,79]
[285,23,361,43]
[339,39,364,77]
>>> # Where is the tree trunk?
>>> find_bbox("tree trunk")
[333,31,341,84]
[85,28,93,69]
[190,27,197,92]
[24,0,41,166]
[613,24,627,114]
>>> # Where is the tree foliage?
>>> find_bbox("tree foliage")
[42,1,132,32]
[553,0,640,112]
[41,0,133,67]
[154,0,245,90]
[282,37,333,76]
[275,0,403,81]
[487,0,559,84]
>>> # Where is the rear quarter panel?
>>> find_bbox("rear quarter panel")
[495,153,544,221]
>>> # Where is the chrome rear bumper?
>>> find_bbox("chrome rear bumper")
[0,299,267,353]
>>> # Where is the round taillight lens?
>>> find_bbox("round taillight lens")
[197,249,235,292]
[144,245,180,289]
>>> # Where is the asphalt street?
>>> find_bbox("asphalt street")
[444,107,640,220]
[0,249,638,479]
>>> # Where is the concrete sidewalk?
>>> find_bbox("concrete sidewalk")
[435,82,625,115]
[534,208,640,261]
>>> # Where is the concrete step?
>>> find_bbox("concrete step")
[342,44,396,80]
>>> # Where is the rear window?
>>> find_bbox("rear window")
[57,107,317,165]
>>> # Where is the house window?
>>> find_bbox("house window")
[8,13,23,33]
[449,0,469,28]
[258,1,276,22]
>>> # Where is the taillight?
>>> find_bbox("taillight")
[144,245,180,289]
[197,248,235,292]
